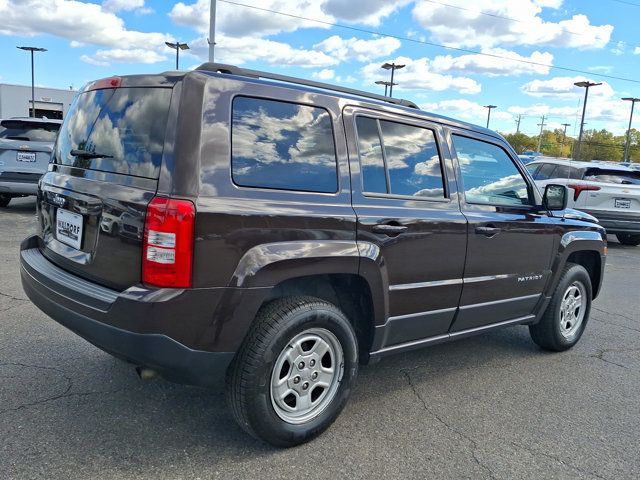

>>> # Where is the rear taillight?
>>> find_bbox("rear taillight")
[143,197,195,288]
[567,183,601,201]
[86,76,121,92]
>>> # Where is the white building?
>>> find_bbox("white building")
[0,84,78,120]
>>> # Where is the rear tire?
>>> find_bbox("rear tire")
[529,262,592,352]
[226,296,358,447]
[616,233,640,246]
[0,194,11,207]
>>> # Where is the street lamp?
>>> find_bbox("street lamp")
[484,105,497,129]
[165,41,190,70]
[375,80,397,97]
[574,81,602,160]
[381,62,405,98]
[622,97,640,163]
[17,46,47,118]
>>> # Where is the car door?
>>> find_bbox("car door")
[344,107,467,351]
[447,130,556,332]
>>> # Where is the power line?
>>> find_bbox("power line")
[218,0,640,85]
[610,0,640,6]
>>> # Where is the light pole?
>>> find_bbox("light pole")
[17,46,47,118]
[209,0,216,62]
[165,41,190,70]
[375,80,397,97]
[381,62,405,98]
[561,123,571,156]
[484,105,497,129]
[622,97,640,163]
[574,81,602,160]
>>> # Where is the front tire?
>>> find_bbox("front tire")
[616,233,640,246]
[529,262,592,351]
[226,296,358,447]
[0,194,11,208]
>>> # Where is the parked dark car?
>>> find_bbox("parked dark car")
[21,65,606,447]
[0,117,62,207]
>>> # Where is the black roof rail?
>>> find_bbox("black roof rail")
[196,62,419,109]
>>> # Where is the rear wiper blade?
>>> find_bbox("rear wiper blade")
[70,148,113,159]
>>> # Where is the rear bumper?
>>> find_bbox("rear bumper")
[19,236,269,387]
[0,180,39,195]
[583,210,640,234]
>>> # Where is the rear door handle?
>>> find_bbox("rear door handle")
[475,226,501,237]
[372,224,408,235]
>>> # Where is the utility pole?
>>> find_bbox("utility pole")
[515,114,522,133]
[622,97,640,162]
[208,0,216,62]
[537,115,546,152]
[561,123,571,157]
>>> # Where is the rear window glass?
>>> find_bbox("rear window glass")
[231,96,338,193]
[0,120,60,142]
[584,169,640,185]
[53,87,172,179]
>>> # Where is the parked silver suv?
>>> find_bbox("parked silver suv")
[0,117,62,207]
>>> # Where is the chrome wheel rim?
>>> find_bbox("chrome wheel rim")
[559,281,586,341]
[270,328,344,425]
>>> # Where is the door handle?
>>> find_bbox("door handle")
[372,224,408,235]
[475,226,501,237]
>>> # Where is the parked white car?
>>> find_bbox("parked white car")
[526,158,640,246]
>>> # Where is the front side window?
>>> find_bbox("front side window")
[453,135,530,206]
[231,97,338,193]
[355,116,445,200]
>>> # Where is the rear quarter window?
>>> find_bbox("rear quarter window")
[231,96,338,193]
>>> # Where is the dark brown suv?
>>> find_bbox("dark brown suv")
[20,64,606,447]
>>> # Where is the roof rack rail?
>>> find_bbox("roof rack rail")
[196,62,419,109]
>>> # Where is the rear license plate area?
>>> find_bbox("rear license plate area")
[17,151,36,162]
[56,208,83,249]
[614,198,631,209]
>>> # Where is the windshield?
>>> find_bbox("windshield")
[0,120,60,142]
[53,87,172,179]
[584,168,640,185]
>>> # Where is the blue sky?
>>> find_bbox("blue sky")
[1,0,639,138]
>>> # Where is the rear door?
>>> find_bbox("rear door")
[448,131,556,331]
[344,107,467,350]
[38,80,175,290]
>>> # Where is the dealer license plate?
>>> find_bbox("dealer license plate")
[614,199,631,209]
[17,151,36,162]
[56,208,83,250]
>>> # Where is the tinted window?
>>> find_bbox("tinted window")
[54,87,172,179]
[380,121,444,198]
[355,117,445,199]
[534,163,557,180]
[584,168,640,185]
[355,117,387,194]
[231,97,337,193]
[553,164,582,179]
[0,120,60,142]
[453,135,530,206]
[526,163,540,176]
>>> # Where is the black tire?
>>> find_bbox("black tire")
[616,233,640,246]
[529,262,592,352]
[0,194,11,208]
[226,296,358,447]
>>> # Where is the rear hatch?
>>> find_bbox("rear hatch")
[38,76,175,290]
[581,167,640,216]
[0,119,60,184]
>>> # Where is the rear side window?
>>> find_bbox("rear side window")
[584,168,640,185]
[453,135,530,206]
[54,87,172,179]
[554,164,582,179]
[355,116,445,199]
[0,120,60,142]
[533,163,557,180]
[231,97,338,193]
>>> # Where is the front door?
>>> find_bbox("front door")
[447,130,556,332]
[344,107,467,351]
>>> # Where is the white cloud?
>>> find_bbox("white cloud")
[431,49,553,76]
[102,0,144,13]
[412,0,613,49]
[361,56,481,94]
[313,69,336,80]
[81,48,167,66]
[314,36,401,63]
[611,41,626,56]
[321,0,412,26]
[521,76,615,99]
[420,99,512,125]
[634,47,640,55]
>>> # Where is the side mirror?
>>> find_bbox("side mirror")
[543,184,568,211]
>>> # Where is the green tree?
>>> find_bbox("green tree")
[502,132,537,154]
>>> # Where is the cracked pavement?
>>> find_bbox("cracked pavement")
[1,197,639,479]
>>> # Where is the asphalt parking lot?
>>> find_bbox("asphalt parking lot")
[1,197,639,480]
